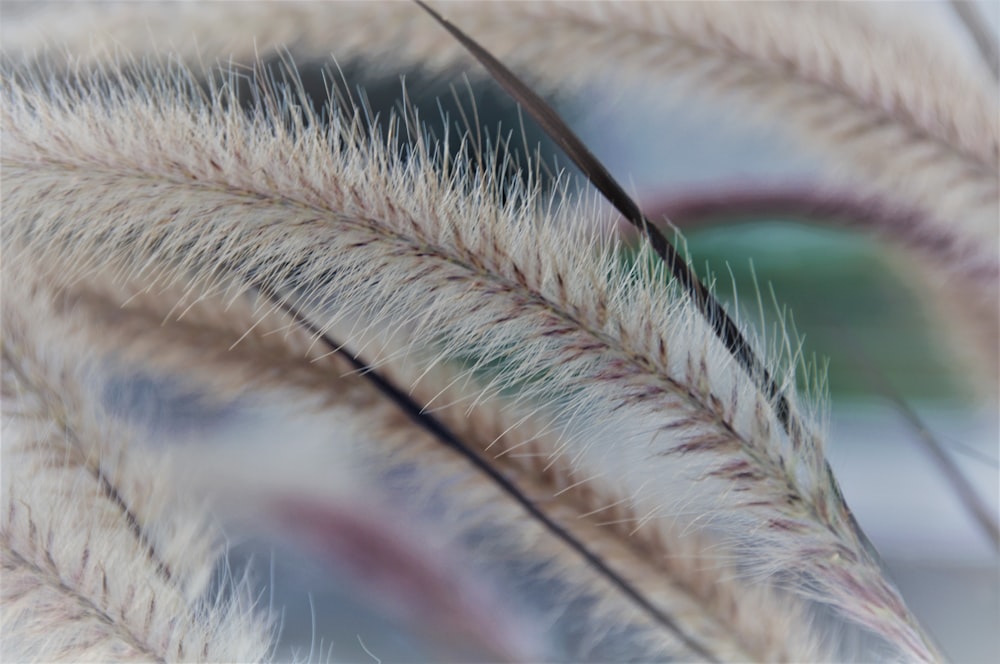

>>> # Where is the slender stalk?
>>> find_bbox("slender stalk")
[261,286,720,661]
[413,0,794,433]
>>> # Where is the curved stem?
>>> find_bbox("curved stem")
[260,286,720,662]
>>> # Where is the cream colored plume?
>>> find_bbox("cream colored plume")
[2,58,942,660]
[0,280,275,663]
[7,0,995,400]
[29,274,831,661]
[5,1,996,255]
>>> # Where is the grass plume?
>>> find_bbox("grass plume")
[1,279,274,663]
[1,55,947,660]
[6,1,995,248]
[16,269,832,662]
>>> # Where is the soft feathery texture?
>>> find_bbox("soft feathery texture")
[42,274,833,661]
[8,0,996,411]
[1,60,939,661]
[372,358,834,662]
[5,0,996,253]
[22,276,541,662]
[22,269,835,661]
[0,281,275,663]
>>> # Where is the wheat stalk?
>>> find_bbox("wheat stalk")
[3,275,546,662]
[0,267,807,659]
[10,0,996,392]
[0,279,274,663]
[6,0,996,249]
[1,55,946,660]
[13,268,832,662]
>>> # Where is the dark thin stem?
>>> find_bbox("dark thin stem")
[261,289,719,661]
[411,0,895,617]
[412,0,794,435]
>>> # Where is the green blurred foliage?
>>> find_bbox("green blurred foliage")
[685,223,965,403]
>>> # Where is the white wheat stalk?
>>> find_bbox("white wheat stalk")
[1,58,943,660]
[4,276,549,661]
[8,0,995,406]
[5,0,996,253]
[0,279,274,663]
[22,272,833,661]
